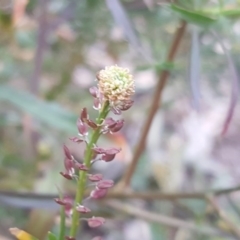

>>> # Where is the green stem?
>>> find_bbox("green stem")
[69,101,110,237]
[59,205,66,240]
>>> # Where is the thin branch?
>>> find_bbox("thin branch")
[121,20,187,188]
[206,196,240,238]
[1,185,240,208]
[104,199,227,237]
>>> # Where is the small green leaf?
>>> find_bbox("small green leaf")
[170,4,216,27]
[155,62,175,72]
[199,8,240,19]
[47,232,58,240]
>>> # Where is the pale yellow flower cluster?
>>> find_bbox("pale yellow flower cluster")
[97,65,135,106]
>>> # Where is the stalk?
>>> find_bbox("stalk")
[69,101,110,237]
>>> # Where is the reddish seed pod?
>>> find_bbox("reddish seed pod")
[110,119,124,132]
[119,100,134,111]
[75,163,89,171]
[89,86,98,98]
[77,119,88,136]
[93,98,101,110]
[88,173,103,182]
[90,188,108,199]
[63,145,72,160]
[69,137,84,143]
[104,117,117,129]
[80,107,88,122]
[85,119,98,129]
[92,147,105,154]
[87,217,105,228]
[76,205,91,213]
[64,158,74,173]
[60,171,73,180]
[97,179,114,189]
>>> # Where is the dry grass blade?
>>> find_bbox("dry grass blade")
[104,200,229,237]
[212,32,239,136]
[189,27,201,111]
[105,0,152,62]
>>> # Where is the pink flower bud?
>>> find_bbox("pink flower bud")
[88,174,103,182]
[97,179,114,189]
[64,158,74,173]
[102,154,115,162]
[76,205,91,213]
[89,86,99,98]
[111,107,121,115]
[77,119,88,136]
[119,100,134,111]
[93,98,101,110]
[104,118,117,129]
[63,145,72,160]
[110,119,124,133]
[54,197,72,208]
[90,188,108,199]
[87,217,105,228]
[102,148,121,162]
[92,147,105,154]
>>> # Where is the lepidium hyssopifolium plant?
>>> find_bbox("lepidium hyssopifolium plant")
[9,65,135,240]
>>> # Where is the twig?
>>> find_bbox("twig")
[121,20,187,188]
[1,185,240,205]
[104,199,226,237]
[206,195,240,238]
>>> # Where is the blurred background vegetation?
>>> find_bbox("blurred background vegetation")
[1,0,240,239]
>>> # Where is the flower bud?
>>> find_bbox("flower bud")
[89,86,99,98]
[75,163,89,171]
[97,179,114,189]
[110,119,124,133]
[97,66,135,110]
[88,173,103,182]
[63,145,72,160]
[77,119,88,136]
[80,108,88,122]
[90,188,108,199]
[87,217,105,228]
[60,171,73,180]
[76,205,91,213]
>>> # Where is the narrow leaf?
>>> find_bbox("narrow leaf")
[0,86,77,133]
[9,228,38,240]
[170,4,216,27]
[105,0,152,62]
[47,232,58,240]
[189,27,201,110]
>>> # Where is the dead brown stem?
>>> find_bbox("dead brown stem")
[121,20,187,188]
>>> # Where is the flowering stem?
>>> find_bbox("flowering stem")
[69,101,110,237]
